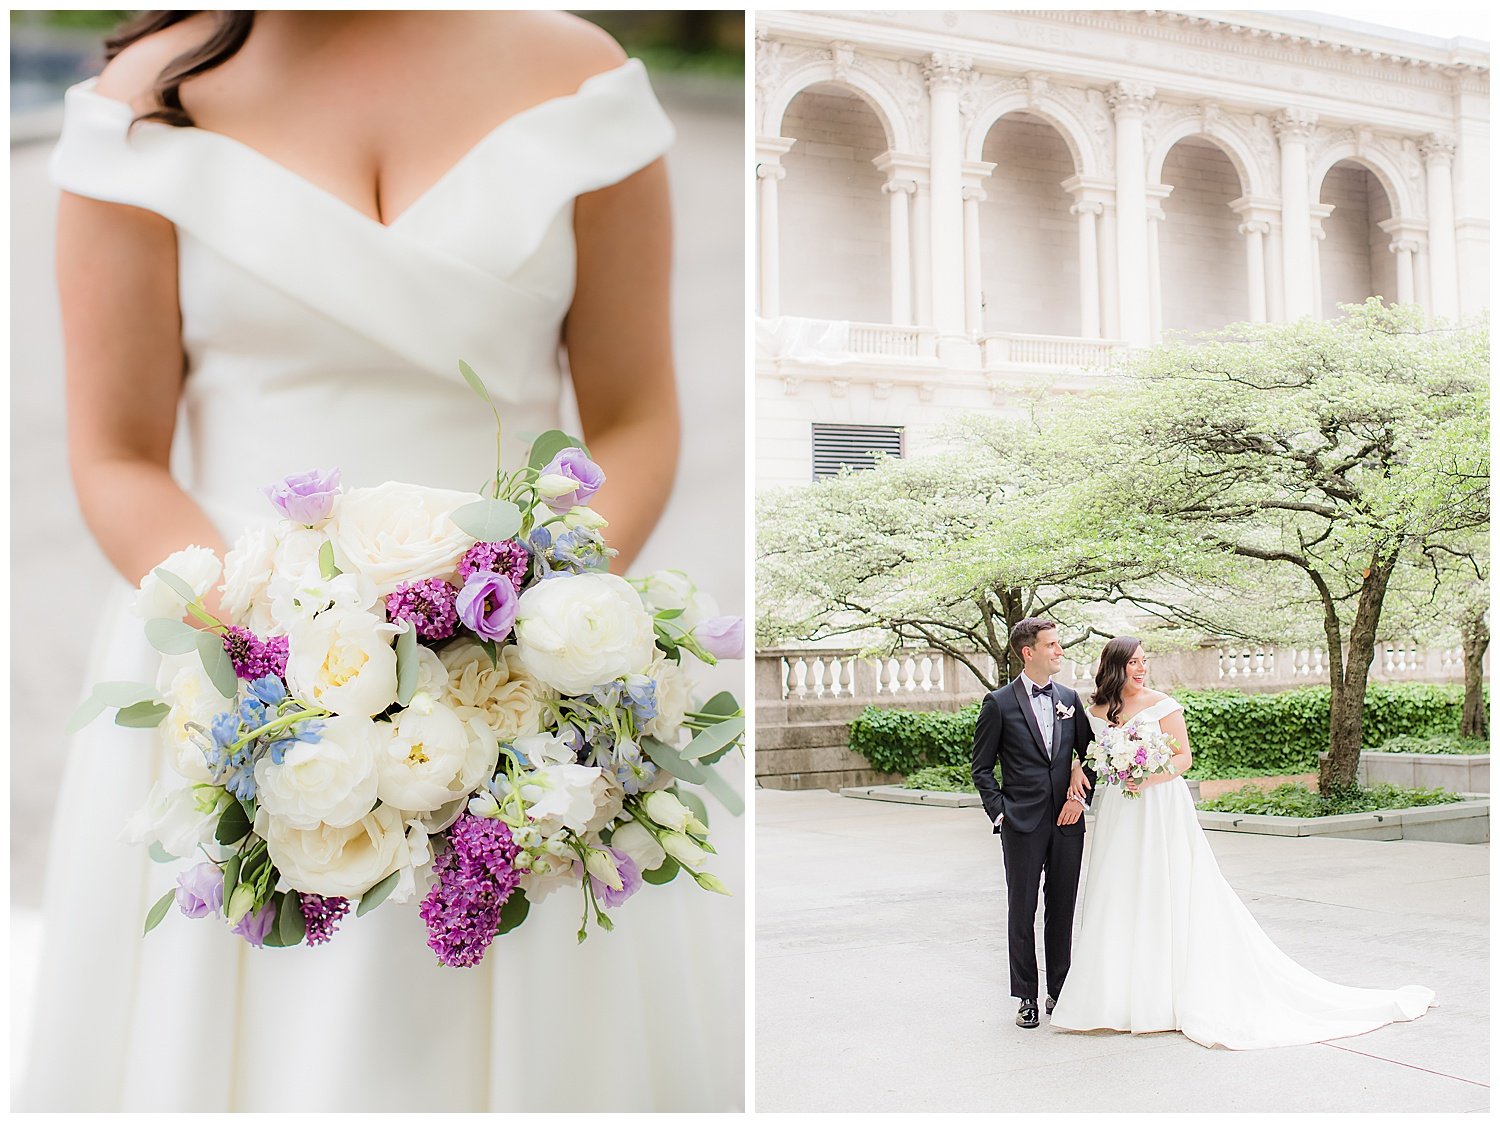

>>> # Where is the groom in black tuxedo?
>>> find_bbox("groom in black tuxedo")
[971,617,1094,1029]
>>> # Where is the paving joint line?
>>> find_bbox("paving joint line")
[1319,1041,1490,1088]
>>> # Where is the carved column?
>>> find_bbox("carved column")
[1237,220,1270,322]
[962,185,986,334]
[1379,217,1430,311]
[925,53,971,340]
[883,178,915,324]
[1107,81,1155,347]
[1145,185,1172,344]
[1308,203,1333,320]
[1099,203,1120,338]
[1390,239,1418,305]
[912,185,933,325]
[1265,220,1286,321]
[1071,201,1104,338]
[1274,108,1318,320]
[755,136,796,319]
[1420,134,1460,320]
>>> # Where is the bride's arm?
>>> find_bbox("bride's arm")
[564,152,679,574]
[57,192,230,593]
[1143,709,1193,788]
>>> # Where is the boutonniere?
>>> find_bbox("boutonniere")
[1056,702,1074,719]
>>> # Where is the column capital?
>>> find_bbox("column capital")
[1070,200,1105,218]
[756,135,797,163]
[1388,237,1422,255]
[757,163,787,182]
[1228,194,1281,226]
[923,52,973,91]
[872,149,930,186]
[1307,202,1335,238]
[1105,80,1155,118]
[1273,108,1319,142]
[1060,174,1116,208]
[962,185,987,203]
[1237,220,1271,237]
[1377,216,1430,243]
[882,177,917,196]
[1419,133,1458,165]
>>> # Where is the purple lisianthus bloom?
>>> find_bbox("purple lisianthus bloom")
[591,848,642,909]
[455,570,519,643]
[538,447,605,511]
[175,861,225,919]
[693,615,745,660]
[232,899,277,947]
[262,467,342,525]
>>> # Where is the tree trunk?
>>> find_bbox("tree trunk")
[1319,555,1395,796]
[1459,609,1489,739]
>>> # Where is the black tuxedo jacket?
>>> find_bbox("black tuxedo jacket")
[970,677,1095,835]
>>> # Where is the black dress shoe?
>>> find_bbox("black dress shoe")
[1046,995,1057,1015]
[1016,1000,1040,1029]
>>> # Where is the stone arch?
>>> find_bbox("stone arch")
[1147,119,1266,198]
[963,91,1098,177]
[762,62,913,155]
[1316,158,1401,317]
[1309,144,1414,222]
[1156,136,1251,333]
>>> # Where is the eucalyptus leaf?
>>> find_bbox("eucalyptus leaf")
[679,716,745,762]
[277,890,306,947]
[222,854,242,902]
[701,766,746,817]
[526,429,589,472]
[395,623,419,707]
[698,691,741,719]
[495,889,531,935]
[65,692,107,735]
[641,857,680,886]
[451,498,522,543]
[143,887,177,936]
[115,700,171,729]
[147,841,176,864]
[215,799,252,846]
[459,359,497,410]
[152,566,200,604]
[356,870,401,917]
[641,736,708,784]
[654,606,685,621]
[145,617,202,656]
[678,789,710,830]
[318,540,339,580]
[195,631,238,698]
[95,681,161,708]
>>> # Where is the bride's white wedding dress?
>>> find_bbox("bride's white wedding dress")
[21,60,741,1111]
[1049,696,1434,1049]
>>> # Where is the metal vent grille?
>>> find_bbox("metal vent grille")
[811,423,905,479]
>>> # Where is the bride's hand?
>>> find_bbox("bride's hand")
[1068,765,1091,803]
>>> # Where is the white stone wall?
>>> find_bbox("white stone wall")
[1158,137,1251,333]
[1319,162,1396,317]
[977,114,1079,336]
[779,87,891,323]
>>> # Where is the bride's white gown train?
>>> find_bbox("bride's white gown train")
[20,60,742,1111]
[1049,696,1434,1049]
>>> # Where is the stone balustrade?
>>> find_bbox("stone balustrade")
[979,331,1127,371]
[846,321,941,358]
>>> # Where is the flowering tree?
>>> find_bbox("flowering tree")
[1081,301,1489,793]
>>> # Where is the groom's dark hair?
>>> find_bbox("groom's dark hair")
[1009,617,1058,660]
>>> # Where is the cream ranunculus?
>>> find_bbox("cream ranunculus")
[219,526,278,633]
[257,802,408,898]
[285,608,399,717]
[439,640,550,743]
[155,655,231,783]
[326,482,482,596]
[374,700,499,816]
[643,654,693,744]
[253,715,382,829]
[132,545,222,621]
[513,573,656,696]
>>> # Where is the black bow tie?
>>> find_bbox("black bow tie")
[1029,682,1054,699]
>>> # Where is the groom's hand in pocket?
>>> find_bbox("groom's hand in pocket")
[1056,799,1083,827]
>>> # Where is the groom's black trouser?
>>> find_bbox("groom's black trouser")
[1000,815,1084,1001]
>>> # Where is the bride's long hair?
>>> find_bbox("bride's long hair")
[1091,636,1143,726]
[104,11,256,129]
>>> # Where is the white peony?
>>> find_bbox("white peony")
[123,781,216,858]
[285,608,399,717]
[519,763,621,837]
[439,640,549,743]
[253,715,382,829]
[513,573,656,696]
[326,482,481,595]
[643,654,693,744]
[132,546,222,621]
[610,820,666,871]
[257,802,408,898]
[219,526,278,632]
[155,655,231,783]
[374,700,499,815]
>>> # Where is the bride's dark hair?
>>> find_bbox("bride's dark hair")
[1091,636,1143,726]
[104,11,255,129]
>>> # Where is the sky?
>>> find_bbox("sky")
[1266,7,1491,44]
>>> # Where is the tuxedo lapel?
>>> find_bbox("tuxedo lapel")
[1009,678,1050,764]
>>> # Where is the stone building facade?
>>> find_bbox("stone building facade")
[755,10,1489,489]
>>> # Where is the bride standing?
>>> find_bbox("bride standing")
[1050,636,1434,1049]
[21,10,740,1111]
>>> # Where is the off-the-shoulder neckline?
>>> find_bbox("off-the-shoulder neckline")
[66,58,646,231]
[1087,694,1180,728]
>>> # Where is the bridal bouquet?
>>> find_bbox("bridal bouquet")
[72,362,744,967]
[1085,723,1177,800]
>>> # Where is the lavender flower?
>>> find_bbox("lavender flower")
[419,815,522,968]
[262,468,342,525]
[692,616,745,660]
[385,578,459,641]
[457,540,529,591]
[298,892,351,946]
[537,447,605,511]
[455,570,519,643]
[589,848,642,909]
[223,627,289,681]
[175,861,225,919]
[232,899,277,947]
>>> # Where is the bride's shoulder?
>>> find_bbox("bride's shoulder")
[93,14,218,113]
[475,11,629,86]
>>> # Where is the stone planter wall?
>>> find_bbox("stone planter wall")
[1320,751,1490,794]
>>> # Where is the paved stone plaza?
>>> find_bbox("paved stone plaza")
[756,789,1489,1113]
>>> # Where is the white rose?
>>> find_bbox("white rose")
[219,526,278,632]
[253,715,382,829]
[611,820,666,872]
[271,527,327,584]
[257,802,408,899]
[285,608,399,717]
[327,482,481,596]
[643,655,693,744]
[123,781,215,858]
[155,656,231,783]
[520,763,619,837]
[374,701,498,815]
[660,830,709,870]
[131,546,222,621]
[513,573,656,696]
[439,640,550,743]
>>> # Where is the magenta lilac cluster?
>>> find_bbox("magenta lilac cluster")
[223,626,290,680]
[385,578,459,641]
[457,539,528,591]
[419,815,522,968]
[298,892,351,946]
